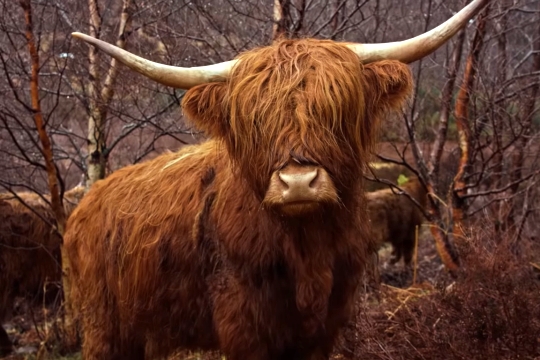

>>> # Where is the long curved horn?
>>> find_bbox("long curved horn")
[71,32,237,89]
[346,0,489,64]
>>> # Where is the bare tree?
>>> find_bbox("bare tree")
[450,4,490,252]
[84,0,134,185]
[376,0,540,271]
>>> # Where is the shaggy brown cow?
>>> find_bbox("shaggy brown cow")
[65,1,487,359]
[366,177,428,266]
[0,186,85,355]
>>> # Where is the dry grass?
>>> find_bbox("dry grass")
[341,226,540,360]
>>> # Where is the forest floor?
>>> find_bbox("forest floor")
[3,227,540,360]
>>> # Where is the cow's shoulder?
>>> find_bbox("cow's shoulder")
[67,140,230,241]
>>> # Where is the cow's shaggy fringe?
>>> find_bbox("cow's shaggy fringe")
[183,39,413,197]
[0,186,85,355]
[66,38,413,360]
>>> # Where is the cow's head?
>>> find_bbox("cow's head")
[71,0,487,217]
[181,40,414,216]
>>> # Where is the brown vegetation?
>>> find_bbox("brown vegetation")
[0,186,84,355]
[344,225,540,360]
[366,177,428,266]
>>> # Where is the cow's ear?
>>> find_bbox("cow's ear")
[182,82,229,138]
[362,60,413,116]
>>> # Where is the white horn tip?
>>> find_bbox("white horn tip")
[72,32,89,40]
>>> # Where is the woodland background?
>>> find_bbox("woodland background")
[0,0,539,359]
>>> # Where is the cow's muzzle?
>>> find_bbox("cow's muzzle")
[263,163,338,216]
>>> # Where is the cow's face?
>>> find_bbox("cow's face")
[183,39,412,217]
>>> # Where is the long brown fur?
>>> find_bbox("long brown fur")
[0,186,85,354]
[65,38,413,360]
[366,177,428,266]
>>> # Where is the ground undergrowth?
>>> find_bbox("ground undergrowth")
[3,225,539,360]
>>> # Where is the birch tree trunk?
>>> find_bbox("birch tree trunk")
[86,0,133,186]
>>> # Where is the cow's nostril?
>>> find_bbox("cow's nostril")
[278,172,289,189]
[278,169,318,191]
[308,170,319,188]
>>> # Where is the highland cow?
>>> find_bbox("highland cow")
[366,177,428,266]
[65,1,487,359]
[0,186,85,355]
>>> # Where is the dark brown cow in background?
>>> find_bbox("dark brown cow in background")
[0,186,85,355]
[65,1,488,359]
[366,177,428,266]
[365,162,415,192]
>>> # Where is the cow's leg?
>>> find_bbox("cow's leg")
[118,343,145,360]
[290,311,350,359]
[82,332,145,360]
[214,316,272,360]
[389,243,402,264]
[301,347,331,360]
[81,326,116,360]
[217,329,272,360]
[402,233,416,267]
[81,316,145,360]
[117,334,146,360]
[307,351,331,360]
[0,326,13,356]
[287,338,333,360]
[78,304,116,360]
[212,286,272,360]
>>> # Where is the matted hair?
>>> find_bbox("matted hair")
[183,38,413,196]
